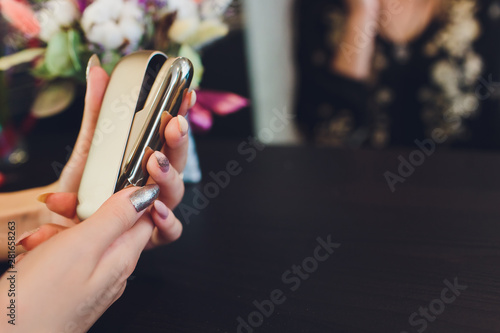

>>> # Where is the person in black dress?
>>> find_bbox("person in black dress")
[296,0,500,149]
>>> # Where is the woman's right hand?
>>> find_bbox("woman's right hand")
[0,184,162,333]
[331,0,380,80]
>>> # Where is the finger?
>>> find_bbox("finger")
[76,184,159,259]
[178,89,196,117]
[147,151,184,208]
[17,223,69,251]
[162,115,189,172]
[90,214,154,286]
[189,90,197,108]
[59,64,110,192]
[159,88,194,172]
[147,200,183,248]
[15,253,27,264]
[42,192,78,220]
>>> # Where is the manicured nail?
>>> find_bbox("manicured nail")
[178,115,189,136]
[86,54,101,80]
[154,200,169,220]
[36,192,53,203]
[154,151,170,173]
[189,90,197,109]
[129,184,160,212]
[16,228,40,246]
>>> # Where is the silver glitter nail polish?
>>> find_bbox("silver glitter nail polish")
[129,184,160,212]
[154,151,170,173]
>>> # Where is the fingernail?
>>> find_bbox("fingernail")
[189,90,197,109]
[178,115,189,137]
[16,227,40,246]
[15,253,26,264]
[154,151,170,173]
[86,54,101,80]
[154,200,169,220]
[36,192,53,203]
[129,184,160,212]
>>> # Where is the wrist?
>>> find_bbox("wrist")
[344,10,379,46]
[348,8,378,26]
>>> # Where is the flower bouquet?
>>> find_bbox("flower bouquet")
[0,0,248,182]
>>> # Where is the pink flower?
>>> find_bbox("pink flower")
[190,103,213,132]
[189,89,249,133]
[0,0,40,37]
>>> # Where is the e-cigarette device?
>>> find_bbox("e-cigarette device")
[77,51,193,220]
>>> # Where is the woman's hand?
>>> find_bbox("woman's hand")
[343,0,380,16]
[0,184,162,332]
[18,150,184,252]
[330,0,381,80]
[16,55,195,252]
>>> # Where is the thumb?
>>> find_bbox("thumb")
[77,184,159,259]
[59,63,110,192]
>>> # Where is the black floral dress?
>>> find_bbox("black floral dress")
[295,0,500,149]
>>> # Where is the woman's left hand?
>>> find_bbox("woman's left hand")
[16,56,196,253]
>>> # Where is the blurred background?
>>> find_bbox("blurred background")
[2,0,500,191]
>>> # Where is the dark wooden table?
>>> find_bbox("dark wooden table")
[83,141,500,333]
[3,133,500,332]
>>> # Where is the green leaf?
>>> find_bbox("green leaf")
[0,48,45,71]
[45,31,74,77]
[32,61,57,80]
[31,80,76,118]
[178,44,204,88]
[67,29,83,72]
[101,51,122,75]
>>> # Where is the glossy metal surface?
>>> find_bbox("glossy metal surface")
[115,57,193,190]
[77,51,167,220]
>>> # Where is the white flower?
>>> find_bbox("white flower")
[81,0,124,29]
[185,19,229,48]
[81,0,145,51]
[36,13,60,42]
[121,1,143,21]
[165,0,229,48]
[167,0,197,19]
[168,18,200,44]
[51,0,79,26]
[119,18,144,48]
[200,0,231,19]
[87,21,124,50]
[36,0,80,42]
[81,5,104,31]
